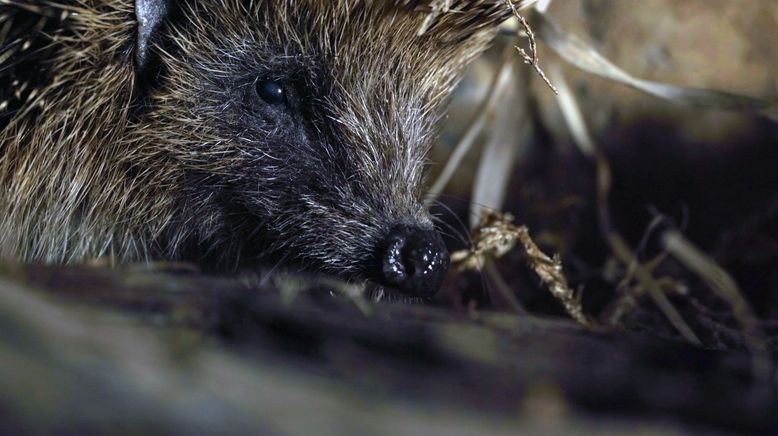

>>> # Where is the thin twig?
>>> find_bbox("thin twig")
[504,0,558,94]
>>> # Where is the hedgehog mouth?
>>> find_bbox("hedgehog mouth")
[362,282,428,304]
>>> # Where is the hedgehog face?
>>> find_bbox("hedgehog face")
[133,0,509,297]
[0,0,512,297]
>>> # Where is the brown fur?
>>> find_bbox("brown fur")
[0,0,526,280]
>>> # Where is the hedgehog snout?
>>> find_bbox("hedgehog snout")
[375,224,449,298]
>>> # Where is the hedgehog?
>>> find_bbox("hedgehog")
[0,0,527,298]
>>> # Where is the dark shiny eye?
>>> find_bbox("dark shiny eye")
[255,80,285,105]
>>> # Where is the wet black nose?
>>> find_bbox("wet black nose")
[378,225,449,298]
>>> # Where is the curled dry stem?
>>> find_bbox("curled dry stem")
[452,211,594,327]
[514,223,591,326]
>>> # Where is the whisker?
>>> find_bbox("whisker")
[431,216,468,246]
[428,199,472,246]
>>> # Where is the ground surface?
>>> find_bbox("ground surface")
[1,264,775,434]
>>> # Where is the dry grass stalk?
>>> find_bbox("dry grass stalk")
[547,64,703,345]
[605,263,687,327]
[425,44,516,206]
[552,53,770,365]
[602,222,702,346]
[603,214,687,326]
[468,58,530,225]
[662,231,772,381]
[424,1,553,206]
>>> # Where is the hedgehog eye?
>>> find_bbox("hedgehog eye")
[255,80,285,105]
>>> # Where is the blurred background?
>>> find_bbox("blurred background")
[432,0,778,347]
